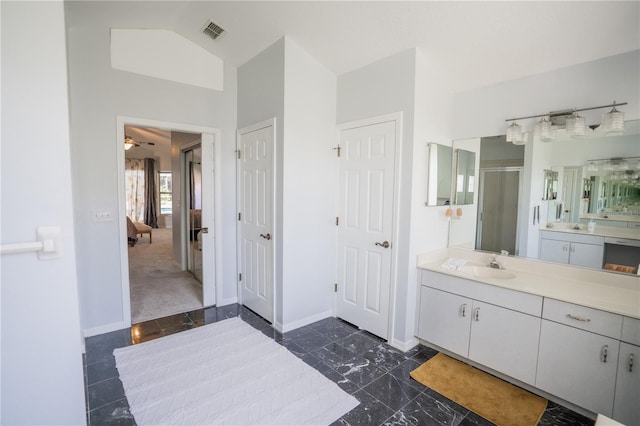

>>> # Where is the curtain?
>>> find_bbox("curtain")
[125,159,145,222]
[144,158,158,228]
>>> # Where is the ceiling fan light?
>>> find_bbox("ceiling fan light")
[124,136,138,150]
[535,118,553,142]
[565,112,586,138]
[506,122,522,144]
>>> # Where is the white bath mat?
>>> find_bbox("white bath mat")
[114,317,359,425]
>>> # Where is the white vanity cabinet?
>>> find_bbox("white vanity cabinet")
[536,299,623,417]
[613,317,640,425]
[539,231,604,269]
[417,286,471,357]
[468,300,540,385]
[417,271,542,385]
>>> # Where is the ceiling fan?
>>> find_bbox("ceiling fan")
[124,135,155,150]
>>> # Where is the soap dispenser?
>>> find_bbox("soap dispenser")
[588,220,596,233]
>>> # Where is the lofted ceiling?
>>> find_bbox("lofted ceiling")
[65,1,639,92]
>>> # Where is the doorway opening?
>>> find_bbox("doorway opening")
[117,116,223,328]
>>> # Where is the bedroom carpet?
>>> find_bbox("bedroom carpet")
[114,317,360,425]
[128,227,202,323]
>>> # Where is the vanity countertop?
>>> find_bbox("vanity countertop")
[580,212,640,223]
[541,224,640,240]
[417,248,640,319]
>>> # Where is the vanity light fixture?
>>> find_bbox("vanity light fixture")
[506,122,523,144]
[565,111,586,138]
[505,101,627,145]
[601,102,625,135]
[535,118,554,142]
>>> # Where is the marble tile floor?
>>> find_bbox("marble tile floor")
[84,304,594,426]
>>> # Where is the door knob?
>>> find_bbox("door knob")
[200,228,209,234]
[260,233,271,240]
[375,241,390,249]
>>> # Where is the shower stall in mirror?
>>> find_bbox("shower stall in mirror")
[185,146,203,282]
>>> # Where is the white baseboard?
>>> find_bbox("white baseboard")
[277,310,333,333]
[390,336,419,352]
[217,297,238,307]
[83,321,127,338]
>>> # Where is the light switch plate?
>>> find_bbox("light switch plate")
[93,209,113,222]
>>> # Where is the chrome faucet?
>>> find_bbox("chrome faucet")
[489,255,503,269]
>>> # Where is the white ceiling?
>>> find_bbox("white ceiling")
[66,1,639,92]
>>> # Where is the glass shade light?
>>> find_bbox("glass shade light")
[602,105,625,135]
[565,112,586,138]
[506,122,523,144]
[587,161,599,172]
[124,136,137,150]
[535,118,553,142]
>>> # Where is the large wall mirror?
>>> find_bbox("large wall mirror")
[448,119,640,274]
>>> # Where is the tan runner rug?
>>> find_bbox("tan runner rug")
[410,353,547,426]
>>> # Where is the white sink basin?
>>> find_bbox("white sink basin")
[459,265,516,280]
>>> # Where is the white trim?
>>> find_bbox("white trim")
[216,297,238,307]
[337,112,402,131]
[116,116,223,329]
[236,118,277,322]
[390,336,419,352]
[83,321,127,338]
[333,112,403,344]
[277,310,333,334]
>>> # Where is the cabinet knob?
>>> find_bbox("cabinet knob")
[600,345,608,363]
[629,353,635,372]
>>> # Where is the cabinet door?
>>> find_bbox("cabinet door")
[569,242,604,269]
[536,320,618,416]
[468,301,541,385]
[613,342,639,425]
[540,239,570,264]
[418,286,472,357]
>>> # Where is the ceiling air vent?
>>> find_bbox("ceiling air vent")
[203,20,226,40]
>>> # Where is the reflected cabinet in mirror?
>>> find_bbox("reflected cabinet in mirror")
[425,143,452,206]
[448,119,640,275]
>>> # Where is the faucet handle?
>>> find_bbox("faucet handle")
[500,250,509,256]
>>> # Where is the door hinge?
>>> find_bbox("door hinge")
[238,212,242,221]
[334,283,338,293]
[236,149,241,160]
[239,273,242,282]
[336,217,339,226]
[333,145,341,157]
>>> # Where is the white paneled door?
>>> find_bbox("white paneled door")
[336,120,396,339]
[237,122,274,323]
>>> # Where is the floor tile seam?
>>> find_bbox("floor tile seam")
[88,395,129,413]
[86,373,121,387]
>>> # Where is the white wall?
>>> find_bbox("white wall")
[401,51,455,348]
[281,38,337,328]
[453,50,640,260]
[65,2,238,334]
[237,38,286,325]
[337,49,428,348]
[452,50,640,140]
[237,38,337,330]
[1,1,85,423]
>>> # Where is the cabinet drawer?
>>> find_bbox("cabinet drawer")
[543,299,622,339]
[421,270,542,317]
[627,222,640,229]
[621,317,640,346]
[540,231,604,245]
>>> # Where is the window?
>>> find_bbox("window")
[159,171,172,215]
